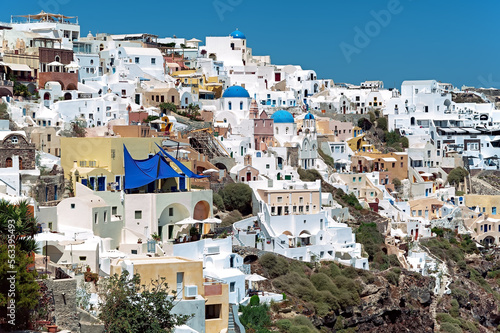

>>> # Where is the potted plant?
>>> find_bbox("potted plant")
[137,238,142,244]
[151,233,161,242]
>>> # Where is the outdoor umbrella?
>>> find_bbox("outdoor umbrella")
[59,239,85,264]
[34,231,70,273]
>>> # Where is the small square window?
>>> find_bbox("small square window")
[112,206,117,215]
[151,58,156,65]
[71,203,75,209]
[169,207,174,216]
[135,210,142,219]
[135,57,140,64]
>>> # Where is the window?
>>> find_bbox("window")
[299,197,304,204]
[358,177,362,182]
[47,134,51,142]
[11,136,18,144]
[104,211,108,223]
[493,207,497,215]
[135,57,140,64]
[277,196,283,203]
[151,58,156,65]
[230,282,235,292]
[206,304,221,319]
[5,158,12,168]
[112,206,117,215]
[266,164,270,169]
[412,210,416,216]
[71,203,76,209]
[135,210,142,219]
[418,210,422,216]
[169,207,174,216]
[94,213,98,224]
[240,101,243,110]
[79,256,87,261]
[228,102,232,110]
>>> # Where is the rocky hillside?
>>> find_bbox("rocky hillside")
[234,233,500,333]
[471,171,500,195]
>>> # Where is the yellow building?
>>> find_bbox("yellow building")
[346,129,380,153]
[465,195,500,217]
[61,137,194,192]
[110,256,229,333]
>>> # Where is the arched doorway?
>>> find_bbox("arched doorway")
[66,83,77,91]
[44,92,51,100]
[158,203,190,241]
[0,88,13,98]
[411,117,415,126]
[64,92,72,100]
[193,200,210,220]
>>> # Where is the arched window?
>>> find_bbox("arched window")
[223,118,227,123]
[6,158,12,168]
[240,101,243,110]
[228,102,232,110]
[285,127,289,134]
[19,157,22,170]
[275,127,279,134]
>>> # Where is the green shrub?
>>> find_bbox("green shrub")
[440,322,463,333]
[250,295,260,306]
[292,315,317,331]
[385,271,399,286]
[218,183,253,215]
[298,168,323,182]
[450,298,459,318]
[277,319,292,332]
[213,192,225,211]
[260,253,289,278]
[376,117,388,131]
[239,304,271,332]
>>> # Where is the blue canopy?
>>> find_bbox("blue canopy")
[155,143,208,179]
[123,145,183,190]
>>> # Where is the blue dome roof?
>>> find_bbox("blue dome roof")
[222,85,250,98]
[230,30,246,39]
[304,113,315,120]
[271,110,294,123]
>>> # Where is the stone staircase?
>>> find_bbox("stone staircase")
[228,309,236,333]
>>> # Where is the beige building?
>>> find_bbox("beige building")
[26,127,61,157]
[465,195,500,217]
[337,173,383,203]
[143,88,180,108]
[257,183,321,216]
[110,256,229,333]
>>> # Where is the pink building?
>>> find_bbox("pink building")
[253,111,274,150]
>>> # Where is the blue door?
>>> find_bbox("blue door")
[82,179,88,186]
[97,177,106,191]
[179,177,186,191]
[89,177,95,190]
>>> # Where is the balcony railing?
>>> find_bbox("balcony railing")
[0,80,14,87]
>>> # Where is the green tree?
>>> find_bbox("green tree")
[239,303,271,333]
[219,183,253,215]
[159,102,177,114]
[447,167,469,187]
[376,117,388,131]
[213,192,225,211]
[143,115,160,123]
[13,82,30,97]
[0,244,40,330]
[98,271,192,333]
[0,200,38,253]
